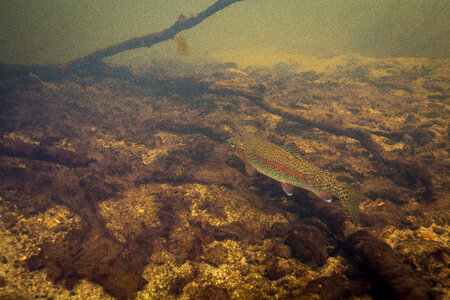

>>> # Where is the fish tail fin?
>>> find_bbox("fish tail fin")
[341,183,362,226]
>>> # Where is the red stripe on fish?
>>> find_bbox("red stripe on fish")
[237,148,248,163]
[253,153,319,185]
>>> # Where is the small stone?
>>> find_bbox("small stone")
[432,227,445,235]
[204,243,228,267]
[272,243,292,259]
[285,225,329,267]
[0,275,6,287]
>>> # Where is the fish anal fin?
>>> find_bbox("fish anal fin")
[282,142,303,160]
[281,182,295,196]
[310,189,333,202]
[245,164,257,176]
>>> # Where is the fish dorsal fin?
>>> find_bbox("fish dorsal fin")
[282,142,303,159]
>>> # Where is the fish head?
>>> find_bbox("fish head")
[228,136,249,163]
[228,136,244,149]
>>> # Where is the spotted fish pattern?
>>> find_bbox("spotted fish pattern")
[229,136,361,224]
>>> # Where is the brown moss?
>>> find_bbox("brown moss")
[1,56,448,298]
[191,285,230,300]
[168,266,199,295]
[285,225,330,267]
[0,138,95,167]
[27,228,149,300]
[347,230,438,299]
[300,272,371,300]
[265,255,290,280]
[204,243,229,267]
[0,275,6,287]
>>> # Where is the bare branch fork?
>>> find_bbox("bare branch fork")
[0,0,244,78]
[71,0,244,68]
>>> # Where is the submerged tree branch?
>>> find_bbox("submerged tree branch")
[0,0,244,79]
[70,0,244,68]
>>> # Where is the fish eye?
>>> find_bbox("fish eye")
[230,142,236,149]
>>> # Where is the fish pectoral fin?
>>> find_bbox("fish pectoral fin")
[245,164,258,176]
[281,182,295,196]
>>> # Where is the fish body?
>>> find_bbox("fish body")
[229,136,361,224]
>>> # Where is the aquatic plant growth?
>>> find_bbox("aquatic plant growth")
[0,1,448,298]
[0,55,448,299]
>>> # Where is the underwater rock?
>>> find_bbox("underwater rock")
[397,239,449,296]
[0,138,95,167]
[347,230,439,299]
[190,285,230,300]
[285,225,329,267]
[270,243,292,259]
[0,275,6,287]
[1,55,448,298]
[265,256,291,280]
[204,243,229,267]
[410,128,435,146]
[188,139,215,161]
[265,222,292,239]
[300,272,371,300]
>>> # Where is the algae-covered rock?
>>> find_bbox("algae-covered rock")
[0,54,448,299]
[99,185,161,243]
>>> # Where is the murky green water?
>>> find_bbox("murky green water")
[0,1,448,299]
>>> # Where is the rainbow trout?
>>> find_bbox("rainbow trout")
[229,136,361,224]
